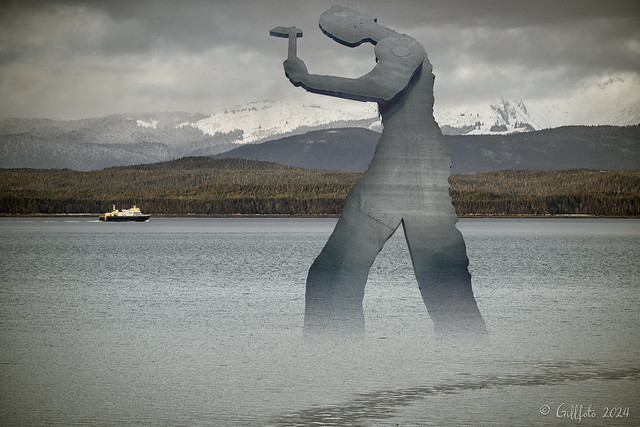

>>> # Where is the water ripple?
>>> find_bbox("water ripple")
[269,361,640,426]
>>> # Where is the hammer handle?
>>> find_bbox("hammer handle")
[288,36,297,58]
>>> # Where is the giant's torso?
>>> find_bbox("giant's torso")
[344,36,456,229]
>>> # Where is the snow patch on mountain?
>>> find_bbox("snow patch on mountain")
[136,119,158,129]
[182,100,380,144]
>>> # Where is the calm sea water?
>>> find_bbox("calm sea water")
[1,217,638,426]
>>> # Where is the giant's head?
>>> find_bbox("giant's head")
[319,5,378,47]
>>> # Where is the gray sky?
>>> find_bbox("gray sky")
[1,0,639,120]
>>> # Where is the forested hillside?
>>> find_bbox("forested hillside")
[1,157,638,216]
[1,158,360,216]
[451,169,639,216]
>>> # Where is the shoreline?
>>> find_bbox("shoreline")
[0,213,637,219]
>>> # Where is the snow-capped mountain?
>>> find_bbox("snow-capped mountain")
[179,75,638,141]
[436,75,639,135]
[436,77,639,135]
[143,75,640,142]
[2,75,637,170]
[435,98,538,135]
[180,100,381,144]
[526,76,640,129]
[184,98,542,140]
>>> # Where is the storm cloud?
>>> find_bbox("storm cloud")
[1,0,638,119]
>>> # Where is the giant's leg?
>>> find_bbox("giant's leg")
[402,216,487,334]
[305,203,399,334]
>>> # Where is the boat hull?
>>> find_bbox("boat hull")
[99,215,150,222]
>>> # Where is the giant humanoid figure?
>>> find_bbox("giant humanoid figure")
[273,5,486,334]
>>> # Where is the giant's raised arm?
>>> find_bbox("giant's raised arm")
[284,60,410,103]
[283,36,426,104]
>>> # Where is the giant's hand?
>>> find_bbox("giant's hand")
[284,57,309,86]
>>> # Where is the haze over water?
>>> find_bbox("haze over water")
[1,217,638,425]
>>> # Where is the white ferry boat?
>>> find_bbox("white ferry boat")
[99,205,150,222]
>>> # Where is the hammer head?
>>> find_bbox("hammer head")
[269,26,303,39]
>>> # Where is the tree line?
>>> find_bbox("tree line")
[1,157,638,216]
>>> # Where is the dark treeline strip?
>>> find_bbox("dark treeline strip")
[450,169,640,216]
[1,158,638,216]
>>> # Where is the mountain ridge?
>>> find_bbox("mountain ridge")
[1,84,638,170]
[215,125,640,174]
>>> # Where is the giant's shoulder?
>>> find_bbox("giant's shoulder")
[374,34,426,69]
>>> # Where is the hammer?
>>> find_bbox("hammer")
[269,26,303,58]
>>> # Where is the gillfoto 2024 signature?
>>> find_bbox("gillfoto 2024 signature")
[539,403,631,421]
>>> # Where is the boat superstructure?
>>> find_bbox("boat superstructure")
[99,205,150,222]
